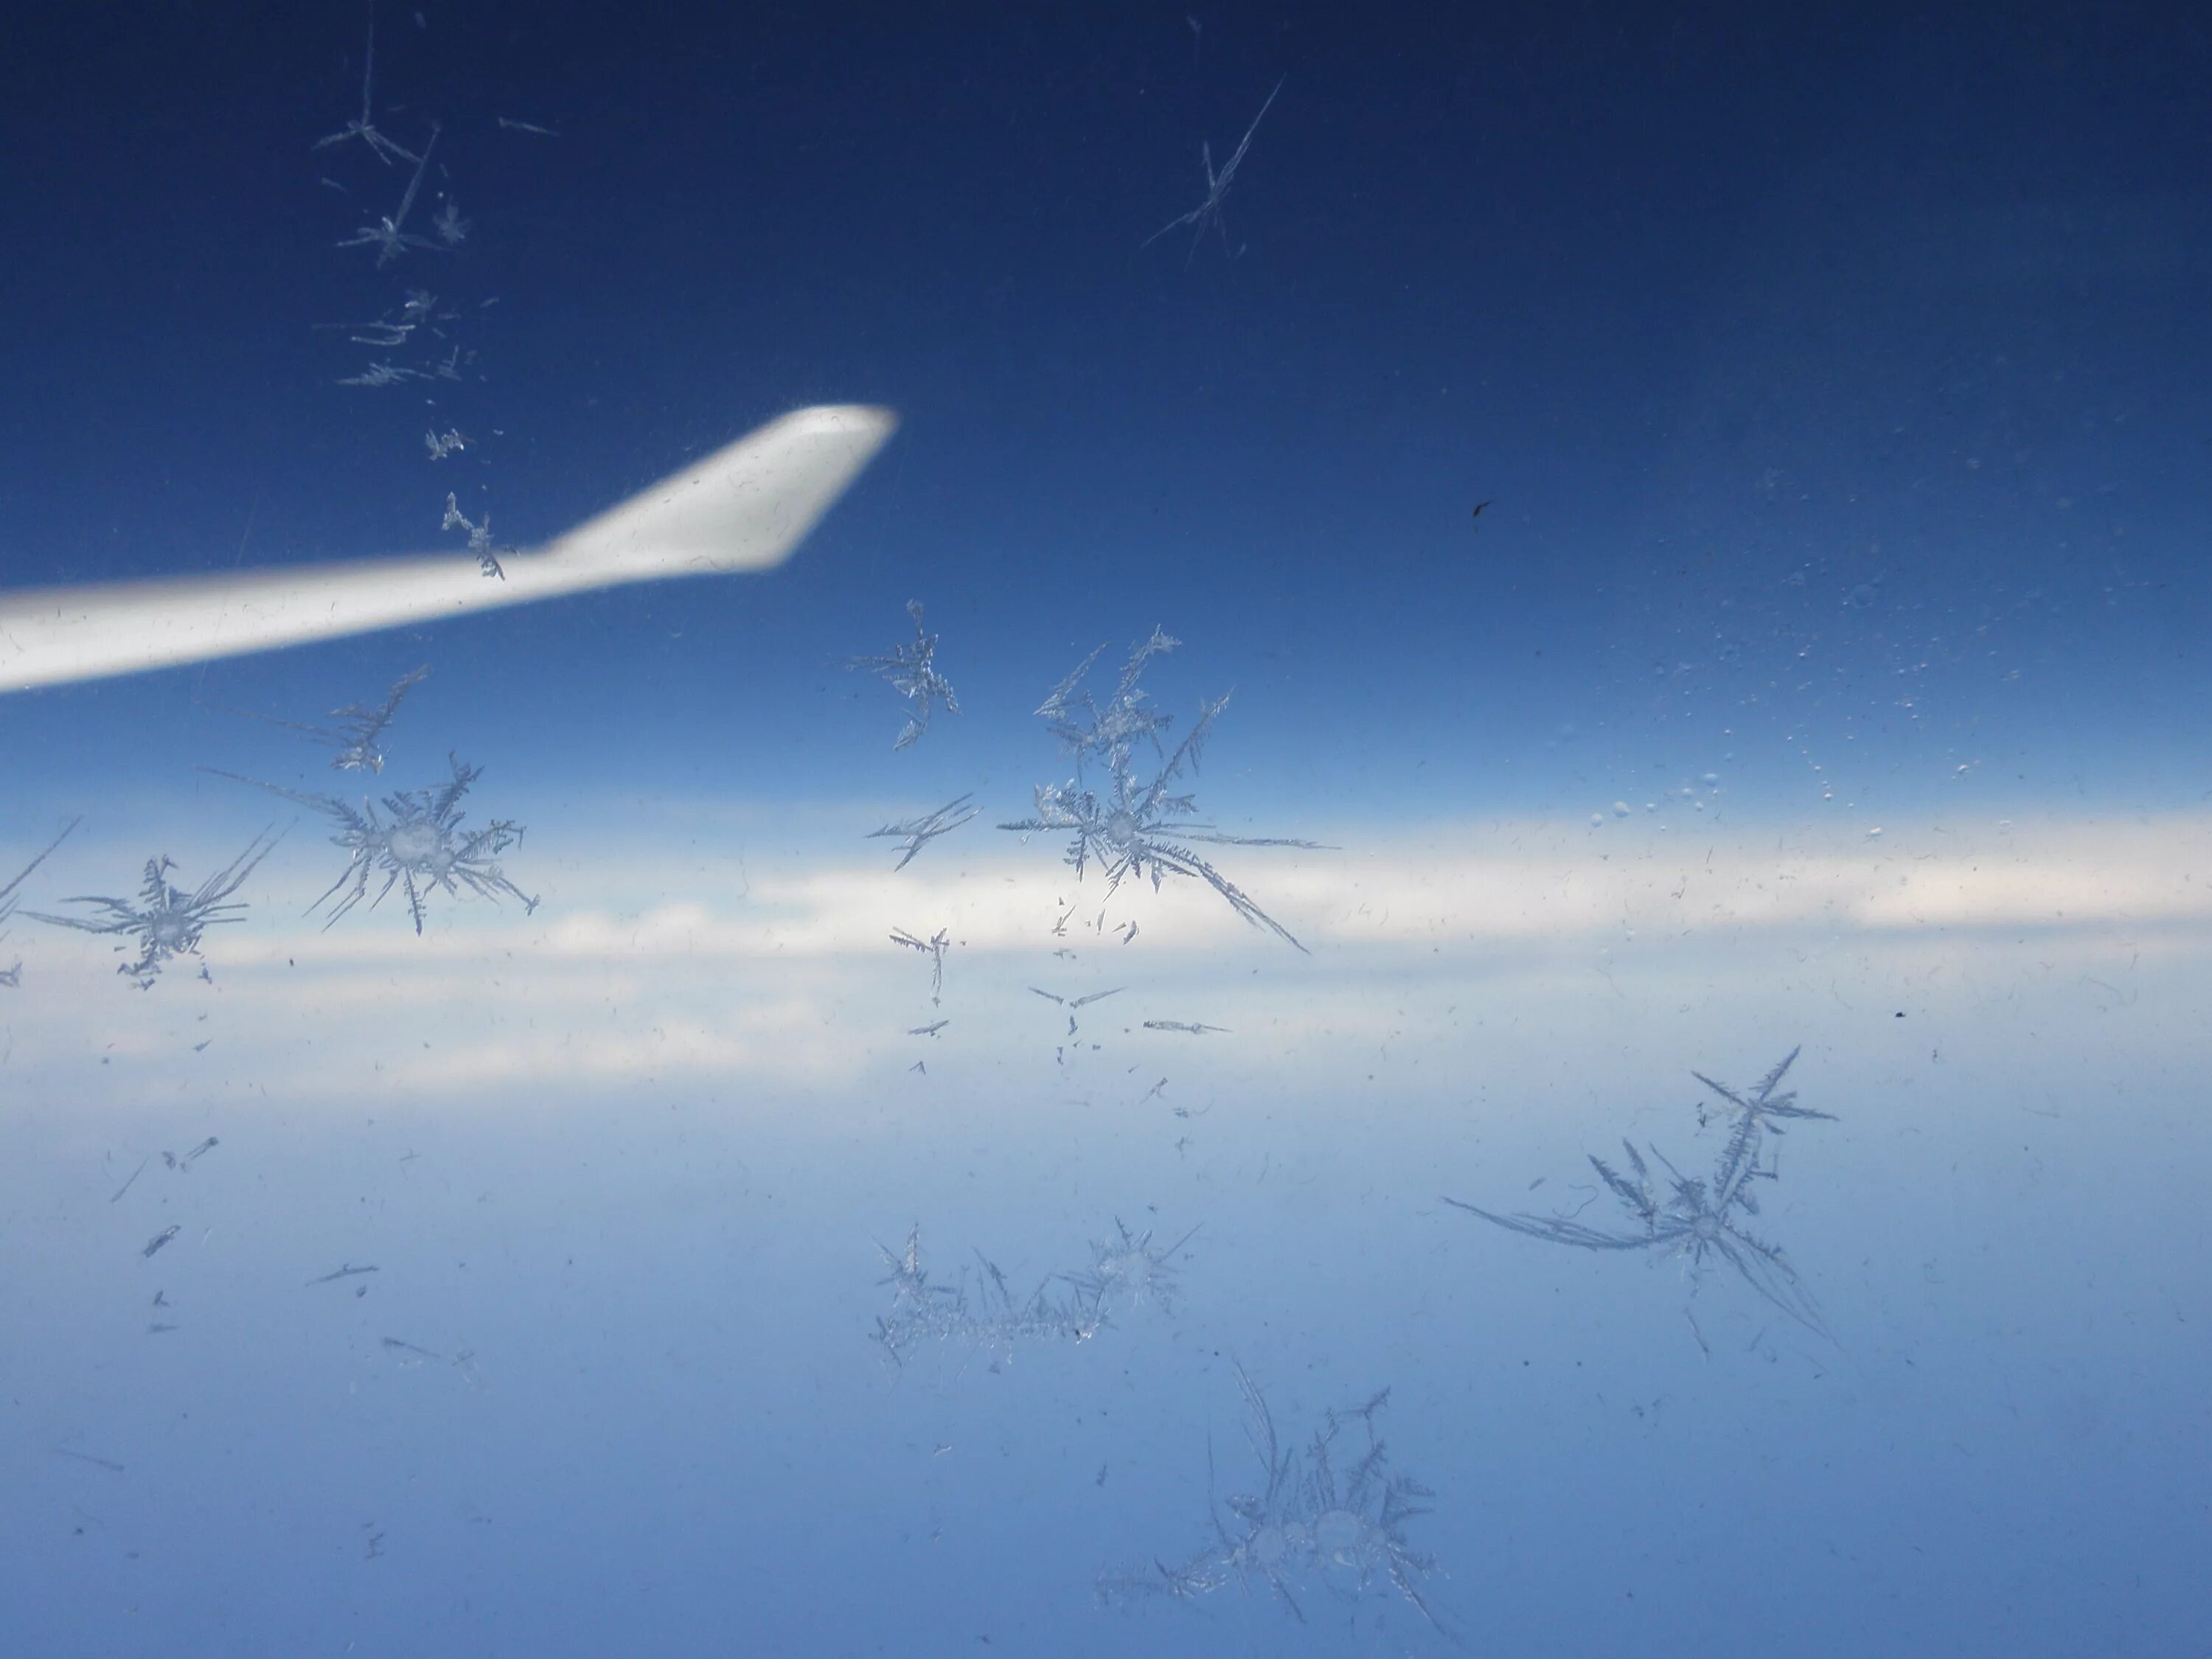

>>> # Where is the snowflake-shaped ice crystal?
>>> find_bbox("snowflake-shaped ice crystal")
[1003,667,1324,950]
[1063,1217,1201,1318]
[210,755,536,935]
[27,830,279,987]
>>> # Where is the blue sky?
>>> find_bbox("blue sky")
[2,1,2205,827]
[4,4,2211,1655]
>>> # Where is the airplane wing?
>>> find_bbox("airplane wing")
[0,403,896,695]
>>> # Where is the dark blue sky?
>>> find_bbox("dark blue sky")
[1,1,2205,823]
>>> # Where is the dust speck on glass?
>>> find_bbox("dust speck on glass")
[1,4,2203,1656]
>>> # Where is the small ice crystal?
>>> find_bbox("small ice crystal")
[27,830,279,987]
[209,664,427,773]
[1,818,79,987]
[431,197,469,246]
[889,925,953,1004]
[313,2,418,167]
[1143,80,1285,265]
[1063,1217,1200,1318]
[425,428,467,461]
[846,600,959,750]
[337,121,442,268]
[207,755,536,936]
[866,794,981,871]
[441,493,508,579]
[338,361,425,389]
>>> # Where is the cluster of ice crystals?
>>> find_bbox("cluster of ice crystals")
[870,1218,1195,1367]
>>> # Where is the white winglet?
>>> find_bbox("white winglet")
[0,403,897,695]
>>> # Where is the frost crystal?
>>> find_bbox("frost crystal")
[1035,625,1180,776]
[1444,1048,1832,1336]
[866,794,981,871]
[846,600,959,749]
[212,665,428,773]
[1063,1217,1200,1318]
[313,1,419,167]
[889,925,953,1004]
[431,197,469,246]
[1143,80,1284,264]
[1099,1361,1455,1643]
[441,494,509,579]
[869,1216,1197,1368]
[870,1225,1104,1368]
[27,830,279,987]
[209,755,536,936]
[337,120,442,268]
[1,818,79,987]
[337,361,424,389]
[1004,636,1325,950]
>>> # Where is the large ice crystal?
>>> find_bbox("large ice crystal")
[1099,1361,1456,1643]
[27,830,279,987]
[210,755,536,935]
[1444,1049,1833,1335]
[1004,632,1325,950]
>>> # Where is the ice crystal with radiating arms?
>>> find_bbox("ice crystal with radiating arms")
[1144,80,1284,264]
[1443,1048,1832,1336]
[338,121,442,268]
[1004,651,1326,950]
[313,1,419,167]
[208,756,536,936]
[1065,1217,1201,1318]
[846,600,959,750]
[27,830,279,987]
[1099,1361,1458,1644]
[1,818,79,987]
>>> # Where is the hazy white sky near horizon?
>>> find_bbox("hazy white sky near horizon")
[6,804,2202,1109]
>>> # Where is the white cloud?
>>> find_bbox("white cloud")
[6,808,2207,1104]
